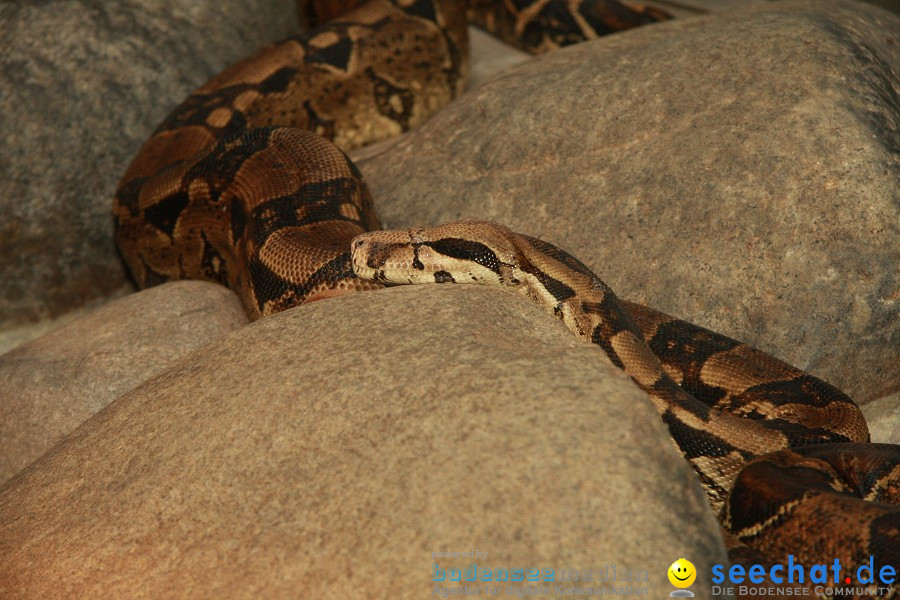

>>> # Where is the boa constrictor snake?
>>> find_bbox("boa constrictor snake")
[114,0,899,592]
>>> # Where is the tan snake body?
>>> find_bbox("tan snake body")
[113,0,900,591]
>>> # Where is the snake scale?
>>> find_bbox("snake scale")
[114,0,899,591]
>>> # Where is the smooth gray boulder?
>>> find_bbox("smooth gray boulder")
[0,285,727,599]
[356,0,900,402]
[0,282,247,483]
[0,0,299,326]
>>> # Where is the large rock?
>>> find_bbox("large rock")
[861,391,900,445]
[353,0,900,402]
[0,0,299,327]
[0,282,247,484]
[0,286,728,599]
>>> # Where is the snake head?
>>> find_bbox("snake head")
[350,220,524,287]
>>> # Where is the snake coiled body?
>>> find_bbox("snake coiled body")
[114,0,900,590]
[116,0,470,317]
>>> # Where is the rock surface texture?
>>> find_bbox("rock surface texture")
[861,391,900,445]
[0,286,728,598]
[0,282,248,484]
[0,0,299,326]
[355,0,900,402]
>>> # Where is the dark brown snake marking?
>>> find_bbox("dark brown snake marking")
[114,0,899,594]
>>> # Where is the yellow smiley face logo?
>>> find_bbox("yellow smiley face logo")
[668,558,696,588]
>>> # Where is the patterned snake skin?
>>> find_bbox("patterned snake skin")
[113,1,899,594]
